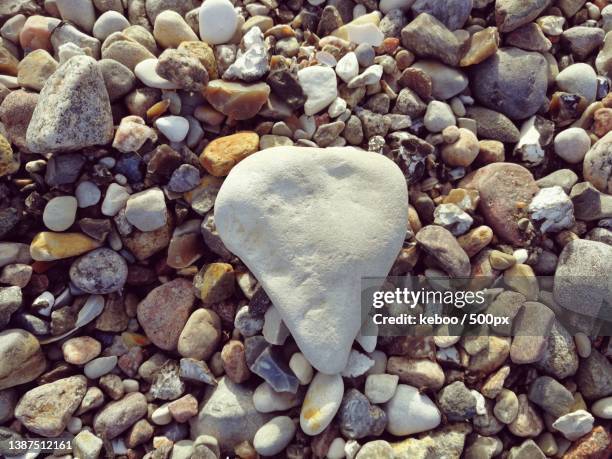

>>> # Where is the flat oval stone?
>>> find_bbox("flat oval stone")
[93,392,147,439]
[214,146,408,374]
[198,0,238,45]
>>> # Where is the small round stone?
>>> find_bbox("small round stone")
[75,181,102,208]
[424,101,455,133]
[84,355,118,379]
[253,416,296,456]
[198,0,239,45]
[43,196,78,231]
[554,127,591,164]
[62,336,101,365]
[69,248,128,294]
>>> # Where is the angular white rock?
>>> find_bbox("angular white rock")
[424,101,455,133]
[552,410,594,440]
[412,61,468,100]
[556,63,598,103]
[253,416,296,456]
[43,196,77,231]
[341,349,374,378]
[298,66,338,116]
[74,430,104,459]
[514,116,546,166]
[101,183,130,217]
[125,187,167,232]
[554,127,591,164]
[199,0,238,45]
[364,374,399,404]
[336,52,360,83]
[348,64,383,88]
[384,384,441,436]
[134,59,180,90]
[300,372,344,435]
[528,186,575,233]
[214,146,408,374]
[155,116,190,142]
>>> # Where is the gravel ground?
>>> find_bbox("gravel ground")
[0,0,611,458]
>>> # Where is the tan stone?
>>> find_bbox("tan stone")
[457,225,493,257]
[503,263,538,300]
[178,41,218,79]
[17,49,58,91]
[200,131,260,177]
[460,27,499,67]
[205,80,270,120]
[489,250,516,270]
[177,308,221,360]
[477,140,505,164]
[30,232,102,261]
[19,16,61,53]
[0,44,19,76]
[194,263,235,303]
[0,133,18,177]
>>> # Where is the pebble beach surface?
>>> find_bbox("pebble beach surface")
[0,0,611,458]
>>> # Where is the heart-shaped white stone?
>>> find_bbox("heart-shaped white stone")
[214,146,408,374]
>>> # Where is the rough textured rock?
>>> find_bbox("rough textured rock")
[460,163,539,246]
[0,329,46,390]
[26,56,113,153]
[14,376,87,437]
[214,147,407,374]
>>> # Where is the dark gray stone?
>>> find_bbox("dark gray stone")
[411,0,473,30]
[437,381,477,421]
[470,48,548,120]
[338,389,387,439]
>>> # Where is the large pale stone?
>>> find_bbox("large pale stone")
[25,55,113,153]
[214,147,408,374]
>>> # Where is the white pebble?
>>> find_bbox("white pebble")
[300,372,344,435]
[336,52,359,84]
[513,248,529,264]
[289,352,314,385]
[574,332,592,358]
[56,0,96,32]
[554,127,591,164]
[198,0,238,45]
[125,187,167,232]
[341,349,374,378]
[424,101,456,133]
[254,416,296,456]
[591,396,612,419]
[43,196,77,231]
[298,66,338,115]
[33,291,55,316]
[556,63,598,103]
[84,356,118,379]
[345,440,361,459]
[327,437,346,459]
[75,181,101,208]
[92,10,129,41]
[384,384,441,436]
[155,116,190,143]
[348,64,383,88]
[152,404,173,425]
[253,382,300,413]
[364,374,399,404]
[101,183,130,216]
